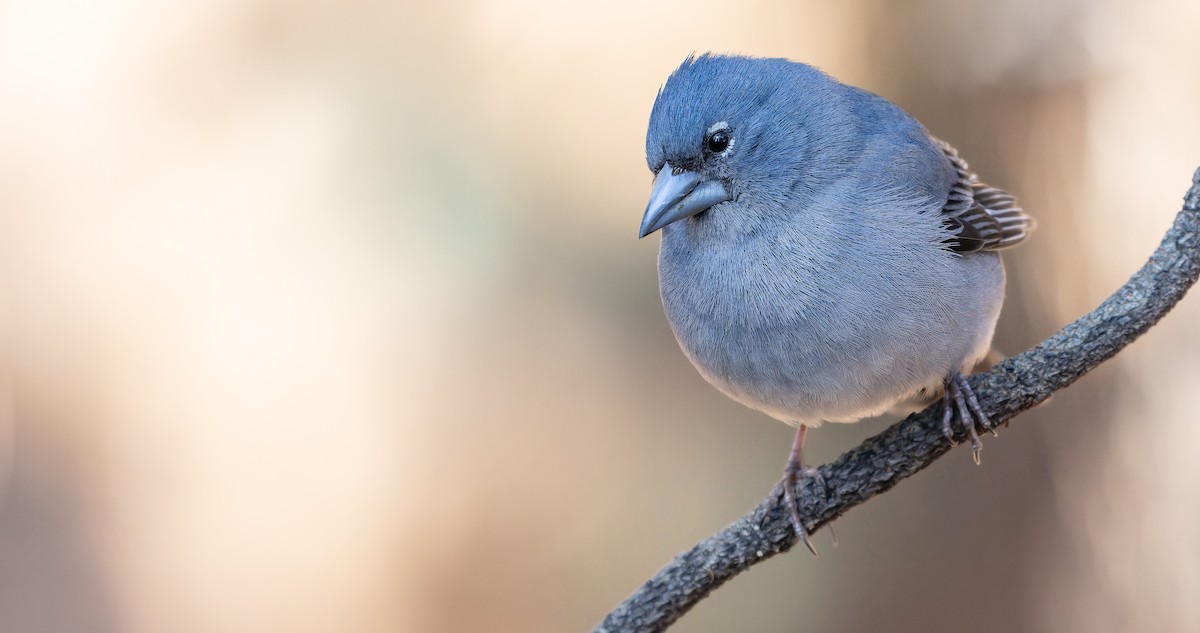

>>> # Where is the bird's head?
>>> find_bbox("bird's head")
[639,54,841,238]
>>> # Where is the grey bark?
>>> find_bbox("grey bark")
[595,168,1200,633]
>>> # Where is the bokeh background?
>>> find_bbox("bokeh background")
[2,1,1199,631]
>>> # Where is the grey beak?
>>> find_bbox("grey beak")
[639,163,731,238]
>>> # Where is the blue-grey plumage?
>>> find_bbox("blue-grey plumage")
[640,54,1032,550]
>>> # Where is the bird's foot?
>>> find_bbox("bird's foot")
[941,372,992,465]
[770,461,827,556]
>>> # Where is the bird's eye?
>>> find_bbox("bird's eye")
[706,129,731,154]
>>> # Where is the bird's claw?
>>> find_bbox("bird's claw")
[942,373,992,464]
[771,462,825,556]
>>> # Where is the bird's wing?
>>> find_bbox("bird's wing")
[934,138,1033,253]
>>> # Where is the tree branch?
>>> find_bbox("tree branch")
[595,168,1200,633]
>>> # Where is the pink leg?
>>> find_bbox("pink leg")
[771,425,827,555]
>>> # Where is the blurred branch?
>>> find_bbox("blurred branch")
[595,168,1200,633]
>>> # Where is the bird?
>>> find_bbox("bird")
[638,54,1033,554]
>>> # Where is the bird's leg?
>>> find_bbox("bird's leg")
[942,372,992,464]
[770,425,826,556]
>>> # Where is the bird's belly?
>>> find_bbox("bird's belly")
[671,319,936,426]
[659,265,1001,427]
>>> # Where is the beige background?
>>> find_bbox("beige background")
[2,1,1199,631]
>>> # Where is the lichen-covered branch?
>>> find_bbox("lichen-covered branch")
[595,168,1200,633]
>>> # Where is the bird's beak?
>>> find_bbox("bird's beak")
[638,163,731,238]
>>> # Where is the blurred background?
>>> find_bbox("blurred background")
[2,0,1199,631]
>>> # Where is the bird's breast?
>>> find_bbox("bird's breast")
[655,220,1004,425]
